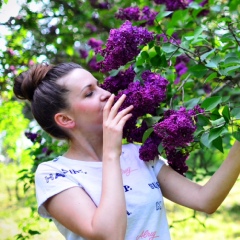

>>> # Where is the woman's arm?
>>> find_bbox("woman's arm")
[158,141,240,214]
[45,94,133,240]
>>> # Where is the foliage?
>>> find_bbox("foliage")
[0,0,240,238]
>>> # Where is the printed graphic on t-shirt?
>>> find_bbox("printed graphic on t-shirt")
[44,168,87,183]
[121,167,138,176]
[136,230,159,239]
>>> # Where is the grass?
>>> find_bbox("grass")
[0,162,240,239]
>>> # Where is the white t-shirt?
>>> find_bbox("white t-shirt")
[35,143,171,240]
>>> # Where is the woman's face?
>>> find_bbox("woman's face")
[58,68,111,132]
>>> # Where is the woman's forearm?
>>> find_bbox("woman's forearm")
[200,140,240,213]
[92,152,127,240]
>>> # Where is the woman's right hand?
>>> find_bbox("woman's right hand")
[102,94,133,158]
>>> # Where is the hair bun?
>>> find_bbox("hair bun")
[14,63,53,101]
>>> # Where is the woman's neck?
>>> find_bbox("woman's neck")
[64,133,103,162]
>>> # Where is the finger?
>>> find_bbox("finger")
[111,105,134,125]
[107,94,127,119]
[115,113,133,130]
[103,94,115,120]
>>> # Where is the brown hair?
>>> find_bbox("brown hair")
[13,62,82,140]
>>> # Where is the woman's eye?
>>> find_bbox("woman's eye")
[86,91,93,97]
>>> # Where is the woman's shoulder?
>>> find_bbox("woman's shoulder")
[35,156,65,177]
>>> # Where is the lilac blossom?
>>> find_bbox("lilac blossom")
[98,20,154,72]
[89,0,110,9]
[88,56,100,71]
[115,7,140,21]
[203,83,212,94]
[115,71,169,118]
[156,33,181,45]
[140,6,158,26]
[153,107,196,150]
[123,119,149,143]
[100,66,135,94]
[139,133,162,161]
[154,0,193,11]
[174,55,190,84]
[42,147,52,156]
[25,131,39,143]
[87,38,104,51]
[165,148,189,175]
[7,48,15,56]
[85,23,97,32]
[79,49,88,59]
[198,0,209,16]
[115,6,158,26]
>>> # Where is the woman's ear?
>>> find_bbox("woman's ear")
[54,113,75,129]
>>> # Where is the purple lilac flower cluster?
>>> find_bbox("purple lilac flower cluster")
[98,21,154,72]
[198,0,209,16]
[100,66,135,94]
[153,107,198,175]
[79,49,88,59]
[25,131,39,143]
[174,55,190,84]
[114,71,169,143]
[139,133,162,162]
[154,0,193,11]
[89,0,110,9]
[156,33,181,45]
[116,70,169,117]
[85,23,97,33]
[88,56,100,71]
[203,83,212,94]
[87,38,104,51]
[115,6,158,26]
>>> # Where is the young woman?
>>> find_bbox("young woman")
[14,62,240,240]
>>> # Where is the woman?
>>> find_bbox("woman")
[14,62,240,240]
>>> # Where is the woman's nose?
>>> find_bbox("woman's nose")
[100,88,111,101]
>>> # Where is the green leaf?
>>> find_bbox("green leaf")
[204,72,217,83]
[144,116,161,126]
[142,128,153,143]
[156,11,173,22]
[205,55,222,69]
[28,230,41,235]
[188,2,201,9]
[194,27,204,39]
[209,117,226,127]
[197,114,210,127]
[208,126,225,143]
[200,49,215,61]
[222,105,230,123]
[201,96,222,111]
[231,107,240,119]
[223,57,240,65]
[212,136,224,153]
[109,69,120,77]
[184,97,201,110]
[161,43,178,53]
[141,51,149,59]
[220,65,240,75]
[233,131,240,141]
[200,132,212,148]
[96,54,104,62]
[188,65,208,78]
[205,61,218,69]
[158,143,164,154]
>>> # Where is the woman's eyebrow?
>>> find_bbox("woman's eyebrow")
[81,81,98,93]
[81,84,92,93]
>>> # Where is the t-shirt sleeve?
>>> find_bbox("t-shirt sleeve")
[35,162,81,218]
[152,156,168,177]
